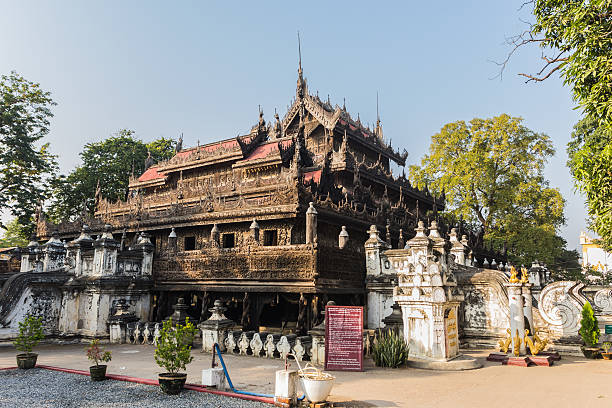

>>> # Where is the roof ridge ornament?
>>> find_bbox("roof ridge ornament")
[296,31,307,100]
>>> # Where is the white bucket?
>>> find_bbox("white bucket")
[298,366,335,403]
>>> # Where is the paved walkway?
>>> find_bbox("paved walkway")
[1,344,610,408]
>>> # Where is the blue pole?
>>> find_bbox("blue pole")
[212,343,305,401]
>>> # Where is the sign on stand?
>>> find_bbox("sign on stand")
[325,305,363,371]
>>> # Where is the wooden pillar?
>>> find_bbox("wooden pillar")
[241,292,252,330]
[200,291,211,322]
[296,293,307,335]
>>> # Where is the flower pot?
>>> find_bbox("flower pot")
[158,373,187,395]
[581,346,601,359]
[300,376,335,403]
[602,352,612,360]
[16,353,38,369]
[90,365,107,381]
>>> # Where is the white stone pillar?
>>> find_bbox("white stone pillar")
[20,239,40,272]
[522,283,534,335]
[449,228,466,265]
[506,283,526,354]
[249,219,260,243]
[338,226,349,249]
[92,225,119,276]
[306,202,318,245]
[41,231,66,272]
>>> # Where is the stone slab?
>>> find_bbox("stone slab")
[502,357,532,367]
[407,355,482,371]
[528,356,554,366]
[537,351,561,361]
[486,352,509,362]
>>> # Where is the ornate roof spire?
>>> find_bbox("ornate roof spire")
[144,150,154,170]
[298,31,302,74]
[296,31,307,100]
[375,92,384,142]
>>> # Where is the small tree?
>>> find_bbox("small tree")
[154,318,197,374]
[579,302,600,347]
[13,315,44,355]
[86,339,112,366]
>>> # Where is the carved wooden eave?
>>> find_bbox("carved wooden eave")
[236,128,268,158]
[105,203,300,233]
[282,91,406,166]
[128,167,168,189]
[348,162,440,208]
[334,121,407,166]
[155,137,247,174]
[232,137,293,172]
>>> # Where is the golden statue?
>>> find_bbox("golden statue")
[513,329,522,357]
[524,329,537,355]
[509,266,519,283]
[533,329,550,354]
[498,328,512,353]
[520,266,529,284]
[523,328,549,355]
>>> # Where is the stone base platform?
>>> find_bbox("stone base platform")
[537,351,561,361]
[407,354,482,371]
[487,352,556,367]
[502,357,533,367]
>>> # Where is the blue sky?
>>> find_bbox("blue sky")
[0,1,588,250]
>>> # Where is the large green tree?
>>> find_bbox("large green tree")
[48,131,175,222]
[503,0,612,253]
[0,72,57,234]
[0,217,30,247]
[567,117,612,251]
[409,114,571,267]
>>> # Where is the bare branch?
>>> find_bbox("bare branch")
[489,29,547,80]
[517,0,534,12]
[519,62,564,82]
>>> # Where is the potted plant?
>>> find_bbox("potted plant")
[86,339,112,381]
[602,342,612,360]
[579,301,601,359]
[154,317,197,395]
[13,315,45,369]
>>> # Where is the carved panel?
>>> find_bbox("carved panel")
[538,281,587,338]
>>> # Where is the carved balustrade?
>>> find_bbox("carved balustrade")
[154,245,317,283]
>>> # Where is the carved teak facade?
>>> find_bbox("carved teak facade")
[36,67,440,333]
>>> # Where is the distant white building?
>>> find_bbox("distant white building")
[580,231,612,273]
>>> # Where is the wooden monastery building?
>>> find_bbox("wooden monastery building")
[36,64,442,333]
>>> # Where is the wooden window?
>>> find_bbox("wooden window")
[263,230,278,246]
[222,233,235,248]
[184,236,196,251]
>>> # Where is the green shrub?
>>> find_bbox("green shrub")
[86,339,112,366]
[154,318,197,374]
[579,301,600,347]
[372,329,409,368]
[13,315,44,355]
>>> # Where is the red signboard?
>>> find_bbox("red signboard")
[325,305,363,371]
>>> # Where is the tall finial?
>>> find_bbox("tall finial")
[375,91,383,141]
[376,92,379,121]
[296,31,306,99]
[298,31,302,73]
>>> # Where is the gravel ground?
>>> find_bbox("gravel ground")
[0,368,270,408]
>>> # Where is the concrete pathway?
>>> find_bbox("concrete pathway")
[1,344,611,407]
